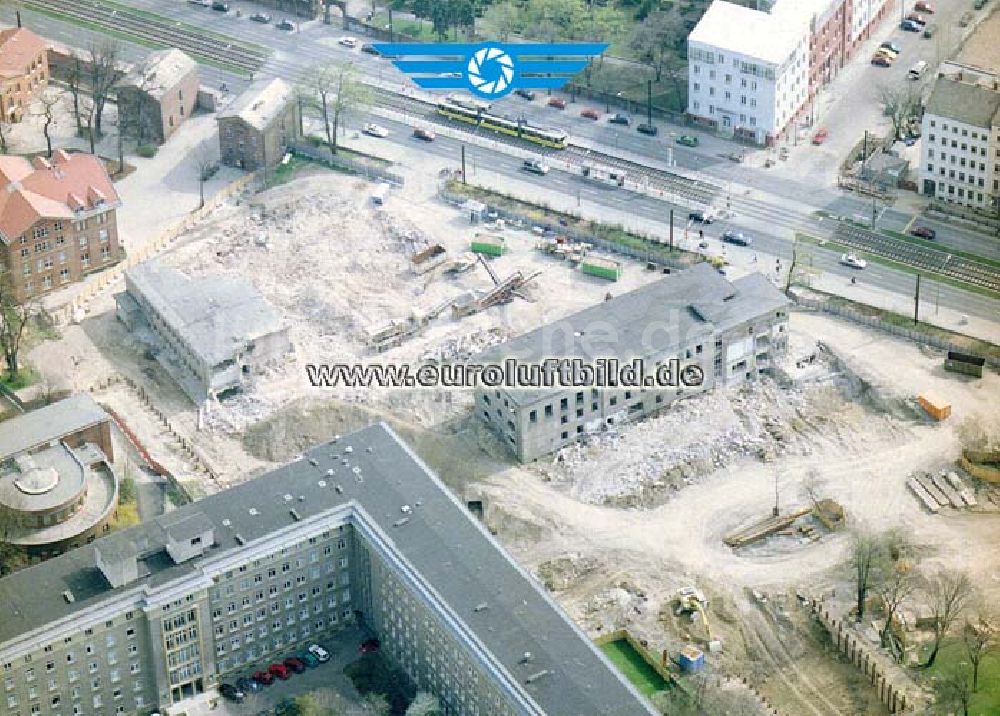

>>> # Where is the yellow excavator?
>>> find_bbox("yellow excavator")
[674,587,712,642]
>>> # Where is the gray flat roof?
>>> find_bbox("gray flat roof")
[125,260,287,367]
[0,424,655,715]
[218,77,294,131]
[118,48,197,99]
[925,77,1000,128]
[0,394,108,460]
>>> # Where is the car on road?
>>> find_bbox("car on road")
[840,253,867,269]
[698,240,710,249]
[513,88,536,100]
[688,210,713,224]
[412,128,435,141]
[275,19,295,30]
[275,699,296,716]
[252,670,274,686]
[363,123,389,138]
[910,225,937,240]
[812,128,829,145]
[637,123,658,136]
[522,158,550,175]
[187,0,211,6]
[338,36,358,48]
[308,644,332,663]
[236,676,261,693]
[211,1,229,10]
[880,41,902,54]
[580,107,600,120]
[905,12,926,24]
[871,54,893,67]
[283,657,306,674]
[875,46,899,60]
[676,134,699,147]
[721,231,752,246]
[219,684,245,703]
[914,0,934,11]
[249,12,271,22]
[268,663,290,680]
[547,97,567,109]
[360,638,381,653]
[298,652,320,668]
[901,19,922,31]
[608,113,631,126]
[361,43,380,55]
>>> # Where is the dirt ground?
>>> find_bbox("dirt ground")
[23,161,1000,715]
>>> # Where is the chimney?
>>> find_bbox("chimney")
[15,10,21,28]
[52,148,72,164]
[31,157,51,171]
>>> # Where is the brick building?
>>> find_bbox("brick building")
[0,149,123,304]
[0,27,48,123]
[217,78,300,171]
[116,48,199,145]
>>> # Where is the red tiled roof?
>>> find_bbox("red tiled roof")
[0,28,46,80]
[0,152,119,244]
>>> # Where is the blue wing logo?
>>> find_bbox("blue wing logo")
[370,42,609,100]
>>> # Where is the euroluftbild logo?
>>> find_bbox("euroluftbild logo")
[371,42,609,100]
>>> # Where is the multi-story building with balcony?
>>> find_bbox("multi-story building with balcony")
[0,150,123,304]
[475,264,791,462]
[0,27,48,123]
[0,424,656,716]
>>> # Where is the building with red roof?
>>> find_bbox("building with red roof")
[0,27,48,123]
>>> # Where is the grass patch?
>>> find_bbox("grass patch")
[599,638,671,697]
[110,501,140,530]
[0,366,40,392]
[919,638,1000,715]
[877,228,1000,269]
[343,652,416,715]
[794,234,1000,299]
[266,155,342,188]
[371,12,437,41]
[445,179,705,266]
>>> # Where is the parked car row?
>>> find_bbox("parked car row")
[219,644,332,704]
[187,0,296,29]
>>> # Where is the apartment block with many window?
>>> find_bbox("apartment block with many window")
[0,150,123,304]
[0,424,656,716]
[0,27,48,123]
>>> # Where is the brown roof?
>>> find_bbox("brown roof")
[0,151,119,244]
[0,28,46,80]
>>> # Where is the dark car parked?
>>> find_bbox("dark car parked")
[608,113,631,126]
[721,230,752,246]
[252,670,274,686]
[361,43,380,55]
[219,684,245,703]
[688,210,713,224]
[236,676,261,693]
[211,1,229,11]
[284,657,307,674]
[910,225,937,240]
[514,88,536,100]
[637,123,658,136]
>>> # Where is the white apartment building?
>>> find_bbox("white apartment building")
[920,73,1000,210]
[687,1,810,145]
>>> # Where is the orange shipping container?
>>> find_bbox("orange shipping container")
[918,393,951,421]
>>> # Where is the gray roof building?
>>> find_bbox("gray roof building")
[0,424,656,715]
[118,48,197,100]
[0,393,109,460]
[218,77,295,132]
[925,76,1000,129]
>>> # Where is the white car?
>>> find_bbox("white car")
[840,253,867,269]
[308,644,331,663]
[363,123,389,138]
[338,36,358,48]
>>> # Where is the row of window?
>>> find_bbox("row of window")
[926,166,986,187]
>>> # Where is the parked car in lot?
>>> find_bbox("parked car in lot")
[249,12,271,22]
[905,12,926,24]
[308,644,331,663]
[812,128,829,145]
[901,19,922,31]
[361,43,380,55]
[637,123,658,136]
[211,1,229,10]
[412,127,435,141]
[923,22,937,38]
[608,113,631,126]
[252,670,274,686]
[547,97,567,109]
[298,652,320,668]
[910,225,937,240]
[514,88,536,100]
[676,134,699,147]
[688,210,713,224]
[522,157,550,175]
[283,657,306,674]
[840,253,867,269]
[187,0,211,6]
[872,54,893,67]
[580,107,600,120]
[338,36,358,47]
[268,663,290,680]
[721,231,752,246]
[880,41,902,54]
[236,676,260,693]
[876,46,898,60]
[219,684,245,703]
[360,638,381,653]
[275,19,295,30]
[914,0,934,12]
[363,123,389,138]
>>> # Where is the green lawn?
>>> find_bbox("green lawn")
[0,366,40,392]
[922,639,1000,715]
[600,639,671,697]
[371,12,438,41]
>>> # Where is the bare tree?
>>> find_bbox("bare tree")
[192,140,219,210]
[850,529,886,622]
[877,83,921,141]
[66,53,85,133]
[922,568,972,668]
[876,561,916,655]
[963,610,997,692]
[35,90,63,158]
[86,39,122,139]
[0,266,34,380]
[302,61,370,156]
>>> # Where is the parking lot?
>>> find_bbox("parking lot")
[215,625,372,715]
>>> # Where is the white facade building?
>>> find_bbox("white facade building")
[687,1,810,145]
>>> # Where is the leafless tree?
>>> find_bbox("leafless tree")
[86,39,122,138]
[963,609,997,692]
[922,568,972,668]
[302,60,370,156]
[0,266,34,380]
[192,140,219,210]
[876,561,916,655]
[877,83,921,141]
[34,90,63,158]
[850,528,886,622]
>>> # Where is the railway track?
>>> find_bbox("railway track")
[25,0,269,74]
[835,225,1000,292]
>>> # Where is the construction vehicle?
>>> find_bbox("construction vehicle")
[674,587,713,642]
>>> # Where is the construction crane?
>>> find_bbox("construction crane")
[477,252,501,285]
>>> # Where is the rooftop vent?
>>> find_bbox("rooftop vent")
[289,509,301,522]
[344,446,354,454]
[308,458,318,467]
[473,602,488,612]
[318,480,327,488]
[62,590,75,604]
[520,652,533,664]
[393,517,410,528]
[326,469,335,477]
[335,485,343,493]
[248,508,259,516]
[526,670,551,684]
[366,446,373,453]
[332,434,340,443]
[221,519,232,527]
[283,494,293,502]
[234,534,246,545]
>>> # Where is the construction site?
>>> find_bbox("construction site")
[24,166,1000,715]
